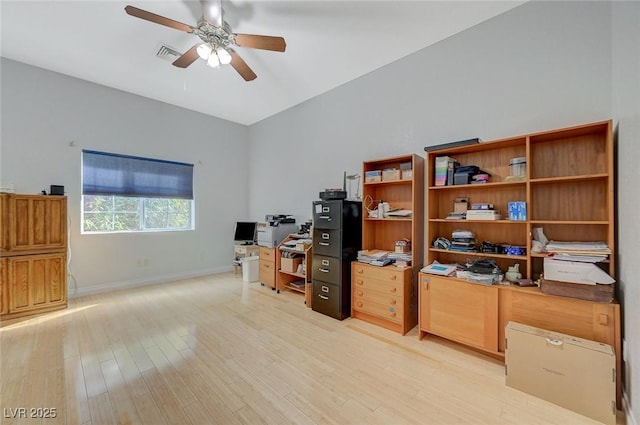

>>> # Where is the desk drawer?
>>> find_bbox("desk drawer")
[353,285,402,309]
[352,297,403,323]
[313,200,342,230]
[352,274,403,295]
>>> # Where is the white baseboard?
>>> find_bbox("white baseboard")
[68,265,233,298]
[624,392,638,425]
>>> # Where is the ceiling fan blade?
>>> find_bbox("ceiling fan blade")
[172,45,200,68]
[200,0,222,27]
[229,51,257,81]
[234,34,286,52]
[124,5,193,33]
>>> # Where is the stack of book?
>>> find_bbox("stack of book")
[466,203,501,220]
[450,230,477,252]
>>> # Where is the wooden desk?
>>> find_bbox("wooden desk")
[233,244,260,275]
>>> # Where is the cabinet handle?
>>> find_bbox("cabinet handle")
[319,215,332,221]
[357,302,363,307]
[357,269,363,274]
[390,287,397,293]
[319,268,330,273]
[319,294,329,300]
[389,312,396,317]
[357,291,363,296]
[390,299,396,305]
[319,242,330,246]
[599,314,609,325]
[390,275,397,281]
[356,279,363,285]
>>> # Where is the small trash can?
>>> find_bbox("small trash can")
[240,256,259,282]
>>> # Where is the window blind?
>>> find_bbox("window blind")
[82,150,194,199]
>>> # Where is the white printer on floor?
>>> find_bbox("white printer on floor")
[257,215,297,248]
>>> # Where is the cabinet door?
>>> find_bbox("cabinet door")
[0,258,7,315]
[420,275,498,352]
[6,195,67,253]
[8,253,67,313]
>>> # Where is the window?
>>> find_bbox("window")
[82,150,194,233]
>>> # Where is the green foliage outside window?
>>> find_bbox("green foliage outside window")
[83,195,193,233]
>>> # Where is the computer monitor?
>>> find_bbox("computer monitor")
[233,221,257,245]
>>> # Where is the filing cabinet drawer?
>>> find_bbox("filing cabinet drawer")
[313,228,342,257]
[352,297,403,323]
[312,281,348,320]
[312,254,343,284]
[259,246,276,261]
[312,200,342,230]
[352,262,409,283]
[259,260,275,288]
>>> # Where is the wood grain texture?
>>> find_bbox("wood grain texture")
[1,272,625,424]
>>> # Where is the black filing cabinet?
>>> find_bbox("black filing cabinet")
[311,200,362,320]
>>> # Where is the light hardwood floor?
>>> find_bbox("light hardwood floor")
[1,273,625,425]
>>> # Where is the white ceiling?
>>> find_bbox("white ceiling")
[1,1,524,125]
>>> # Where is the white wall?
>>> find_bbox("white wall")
[249,1,639,423]
[248,1,612,222]
[612,2,640,424]
[0,58,250,296]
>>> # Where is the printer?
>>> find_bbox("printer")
[257,215,297,248]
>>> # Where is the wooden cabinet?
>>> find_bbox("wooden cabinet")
[1,193,68,320]
[258,246,277,289]
[420,120,620,407]
[1,193,67,255]
[419,275,498,353]
[0,258,7,315]
[276,234,312,307]
[352,262,413,333]
[6,253,67,314]
[352,154,424,334]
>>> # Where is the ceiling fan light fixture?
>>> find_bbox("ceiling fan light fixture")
[207,52,220,68]
[196,43,211,60]
[217,47,232,65]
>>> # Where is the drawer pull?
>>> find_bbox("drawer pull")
[319,294,329,300]
[319,215,332,221]
[357,268,363,274]
[319,268,330,273]
[390,287,397,293]
[390,275,397,281]
[356,280,363,285]
[390,312,396,317]
[357,291,363,296]
[357,302,363,307]
[390,300,396,305]
[319,242,330,246]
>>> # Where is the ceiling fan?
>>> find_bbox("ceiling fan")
[125,0,286,81]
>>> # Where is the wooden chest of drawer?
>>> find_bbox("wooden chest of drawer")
[351,262,415,334]
[259,247,276,289]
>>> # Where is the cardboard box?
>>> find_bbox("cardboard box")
[281,257,302,273]
[400,162,413,180]
[505,322,616,425]
[382,168,400,181]
[365,170,382,183]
